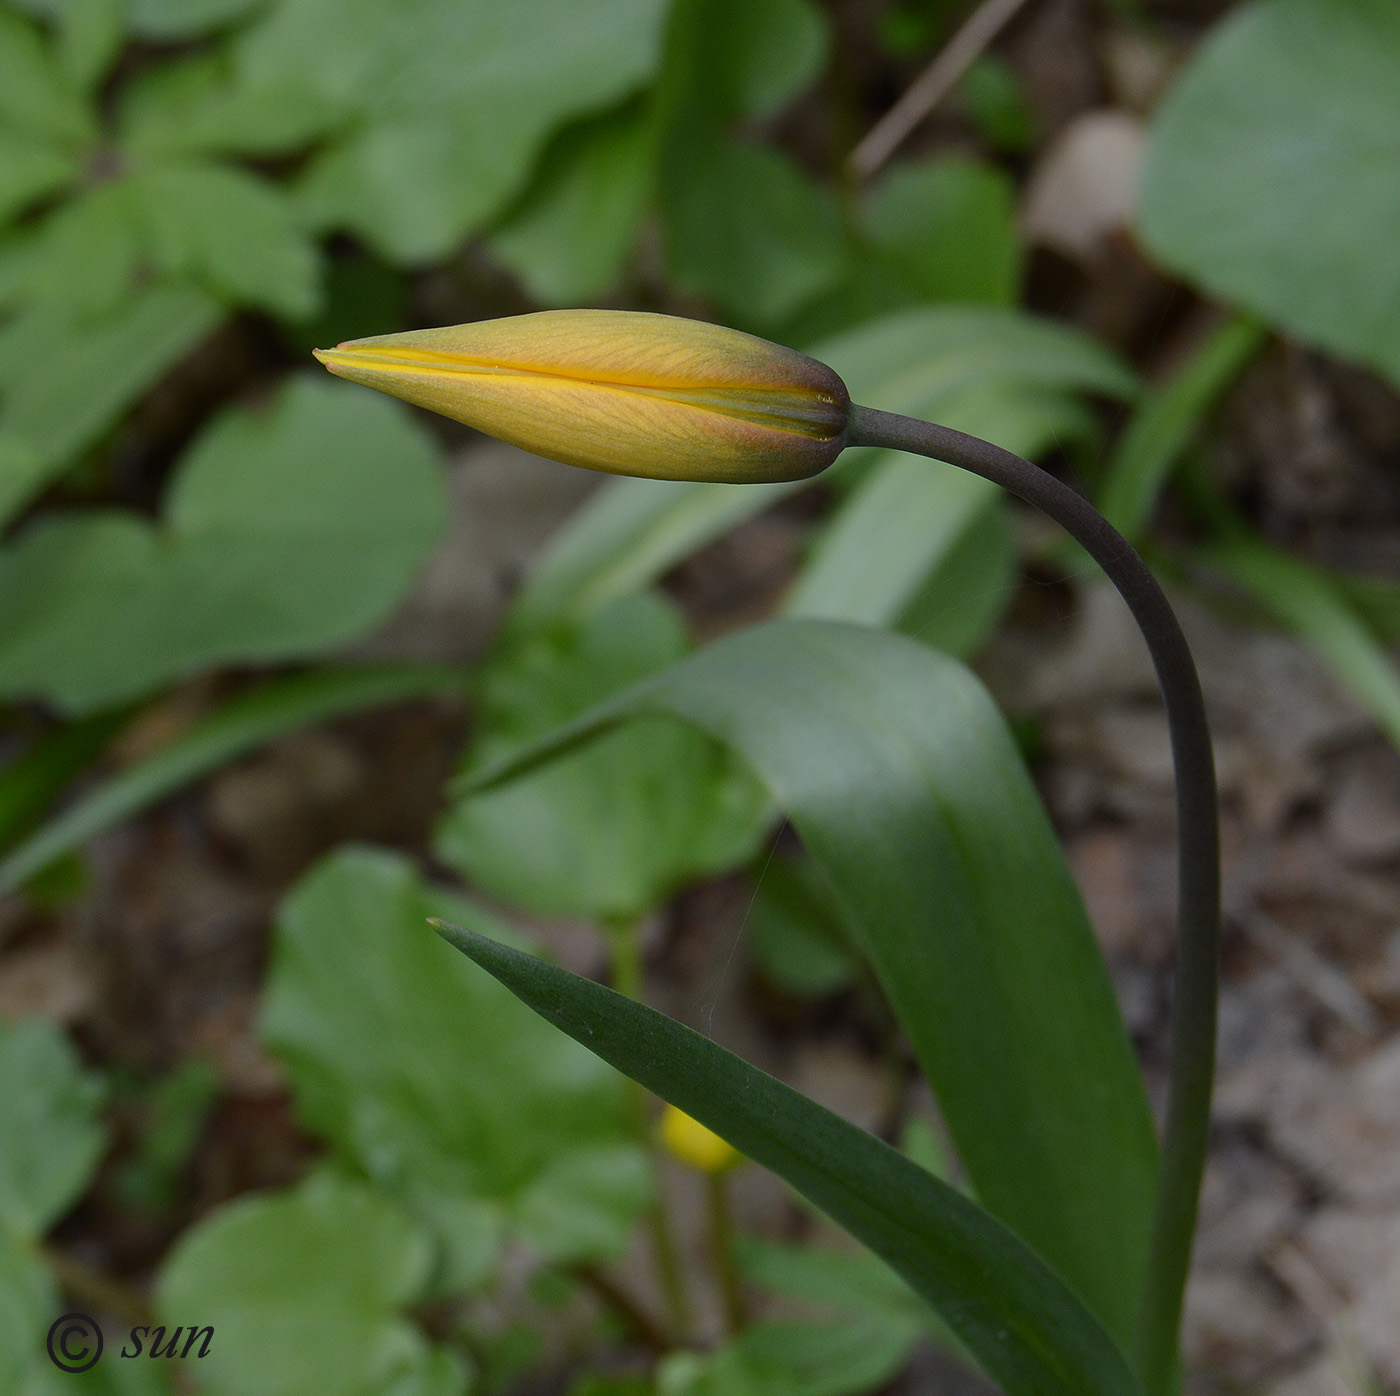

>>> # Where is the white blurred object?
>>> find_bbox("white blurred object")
[1022,110,1145,262]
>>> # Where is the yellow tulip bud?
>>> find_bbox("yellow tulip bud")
[313,310,849,484]
[659,1104,741,1174]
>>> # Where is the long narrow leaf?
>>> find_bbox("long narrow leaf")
[0,664,472,894]
[1098,316,1264,542]
[0,707,131,851]
[1201,539,1400,750]
[432,917,1142,1396]
[454,620,1158,1345]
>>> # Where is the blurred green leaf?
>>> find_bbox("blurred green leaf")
[1098,316,1265,542]
[12,182,141,316]
[117,52,338,159]
[659,1318,918,1396]
[438,592,768,921]
[0,5,92,146]
[157,1171,467,1396]
[233,0,669,262]
[1201,538,1400,751]
[0,706,128,852]
[0,132,80,225]
[262,847,650,1284]
[661,136,844,329]
[507,475,795,638]
[435,914,1142,1396]
[0,282,221,522]
[490,100,658,304]
[893,499,1016,658]
[125,0,266,38]
[864,157,1020,306]
[455,620,1159,1347]
[0,664,472,896]
[0,1016,105,1238]
[0,376,445,712]
[958,55,1036,153]
[747,855,860,998]
[784,464,998,631]
[782,156,1022,345]
[656,0,842,327]
[737,1235,932,1334]
[114,1059,220,1211]
[0,1222,54,1396]
[52,0,123,94]
[1139,0,1400,387]
[131,162,322,319]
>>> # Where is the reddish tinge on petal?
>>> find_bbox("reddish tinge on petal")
[314,309,850,484]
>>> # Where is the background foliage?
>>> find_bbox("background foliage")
[2,0,1399,1391]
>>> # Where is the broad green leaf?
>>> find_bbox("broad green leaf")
[0,377,445,712]
[23,1351,175,1396]
[783,157,1022,344]
[0,1223,54,1396]
[157,1172,467,1396]
[489,100,657,304]
[1098,316,1266,542]
[660,135,844,329]
[736,1235,932,1334]
[437,593,767,921]
[454,620,1159,1346]
[262,848,649,1283]
[236,0,670,262]
[0,282,221,514]
[132,162,322,319]
[864,156,1020,306]
[0,1017,105,1238]
[435,915,1143,1396]
[1139,0,1400,387]
[0,664,470,896]
[0,6,92,146]
[508,307,1134,637]
[118,52,337,159]
[659,1318,918,1396]
[126,0,266,37]
[0,132,79,225]
[0,434,41,531]
[53,0,123,94]
[1201,538,1400,751]
[18,181,144,315]
[657,0,829,128]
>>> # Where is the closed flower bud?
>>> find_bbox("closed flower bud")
[659,1104,742,1174]
[314,310,849,484]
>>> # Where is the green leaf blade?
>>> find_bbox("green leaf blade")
[1139,0,1400,387]
[434,916,1142,1396]
[456,620,1159,1347]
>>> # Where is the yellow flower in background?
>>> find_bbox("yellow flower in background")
[659,1104,741,1174]
[314,309,849,485]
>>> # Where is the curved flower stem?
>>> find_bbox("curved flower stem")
[846,405,1220,1395]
